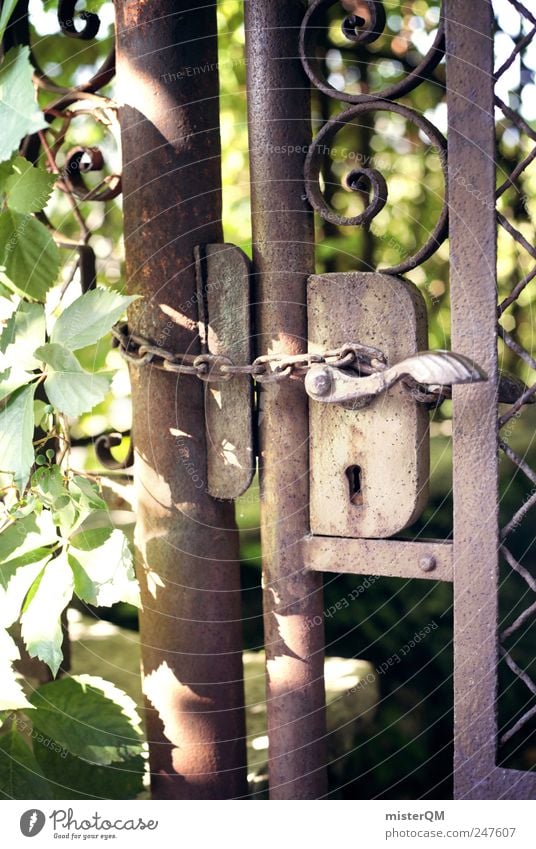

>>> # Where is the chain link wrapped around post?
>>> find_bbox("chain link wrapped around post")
[111,323,452,407]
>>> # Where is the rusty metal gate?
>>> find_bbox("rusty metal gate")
[12,0,535,800]
[240,0,536,800]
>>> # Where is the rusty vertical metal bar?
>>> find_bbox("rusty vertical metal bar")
[115,1,247,799]
[245,0,327,799]
[445,0,500,798]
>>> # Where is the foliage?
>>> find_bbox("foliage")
[0,675,144,799]
[0,2,141,800]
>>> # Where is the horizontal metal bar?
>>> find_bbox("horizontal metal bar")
[302,536,453,582]
[458,767,536,801]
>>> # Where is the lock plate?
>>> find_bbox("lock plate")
[308,272,429,539]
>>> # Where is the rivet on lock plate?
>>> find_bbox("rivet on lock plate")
[306,272,479,539]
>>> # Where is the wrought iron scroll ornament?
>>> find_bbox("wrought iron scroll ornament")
[303,101,448,274]
[300,0,448,275]
[299,0,445,103]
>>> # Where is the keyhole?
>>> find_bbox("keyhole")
[346,465,363,506]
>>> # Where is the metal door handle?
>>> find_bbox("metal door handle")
[304,350,487,408]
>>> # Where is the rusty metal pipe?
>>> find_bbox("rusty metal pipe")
[115,0,247,799]
[245,0,328,799]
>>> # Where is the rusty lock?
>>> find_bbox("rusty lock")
[304,350,487,408]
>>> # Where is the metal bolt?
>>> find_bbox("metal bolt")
[307,368,332,397]
[420,555,437,573]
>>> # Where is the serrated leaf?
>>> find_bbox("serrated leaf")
[0,555,51,628]
[51,288,137,351]
[0,511,57,564]
[0,47,48,162]
[4,157,56,214]
[0,383,37,489]
[69,475,107,511]
[0,301,46,371]
[29,675,143,766]
[33,743,144,800]
[0,360,32,402]
[0,629,33,712]
[0,210,60,301]
[20,553,73,676]
[35,342,110,417]
[69,524,113,552]
[0,727,53,799]
[69,529,140,608]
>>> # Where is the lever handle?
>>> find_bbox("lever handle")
[304,349,487,408]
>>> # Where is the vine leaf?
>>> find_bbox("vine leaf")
[0,47,48,162]
[0,210,60,302]
[0,727,53,799]
[0,356,32,403]
[0,555,52,630]
[35,342,110,417]
[29,675,144,766]
[69,521,113,552]
[0,629,33,712]
[20,553,74,676]
[69,528,140,608]
[0,383,37,490]
[69,475,107,511]
[33,745,144,800]
[0,302,44,402]
[4,157,56,214]
[1,301,46,371]
[0,511,57,565]
[51,288,137,351]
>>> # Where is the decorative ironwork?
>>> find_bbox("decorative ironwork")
[303,100,448,273]
[300,0,448,274]
[299,0,445,103]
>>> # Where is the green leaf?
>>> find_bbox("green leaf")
[69,529,140,608]
[35,343,110,417]
[29,675,143,766]
[0,360,32,403]
[0,727,53,799]
[51,288,137,351]
[0,1,18,44]
[0,210,60,302]
[0,301,46,371]
[0,383,37,489]
[0,555,51,628]
[32,465,68,511]
[69,475,107,511]
[20,553,73,676]
[33,399,49,428]
[0,47,48,162]
[69,524,113,551]
[33,743,144,800]
[4,157,56,214]
[0,629,33,712]
[0,511,57,564]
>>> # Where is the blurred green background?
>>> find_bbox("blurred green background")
[28,0,536,797]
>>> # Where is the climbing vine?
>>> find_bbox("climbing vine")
[0,4,144,798]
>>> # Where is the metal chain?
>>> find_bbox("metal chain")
[111,323,448,406]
